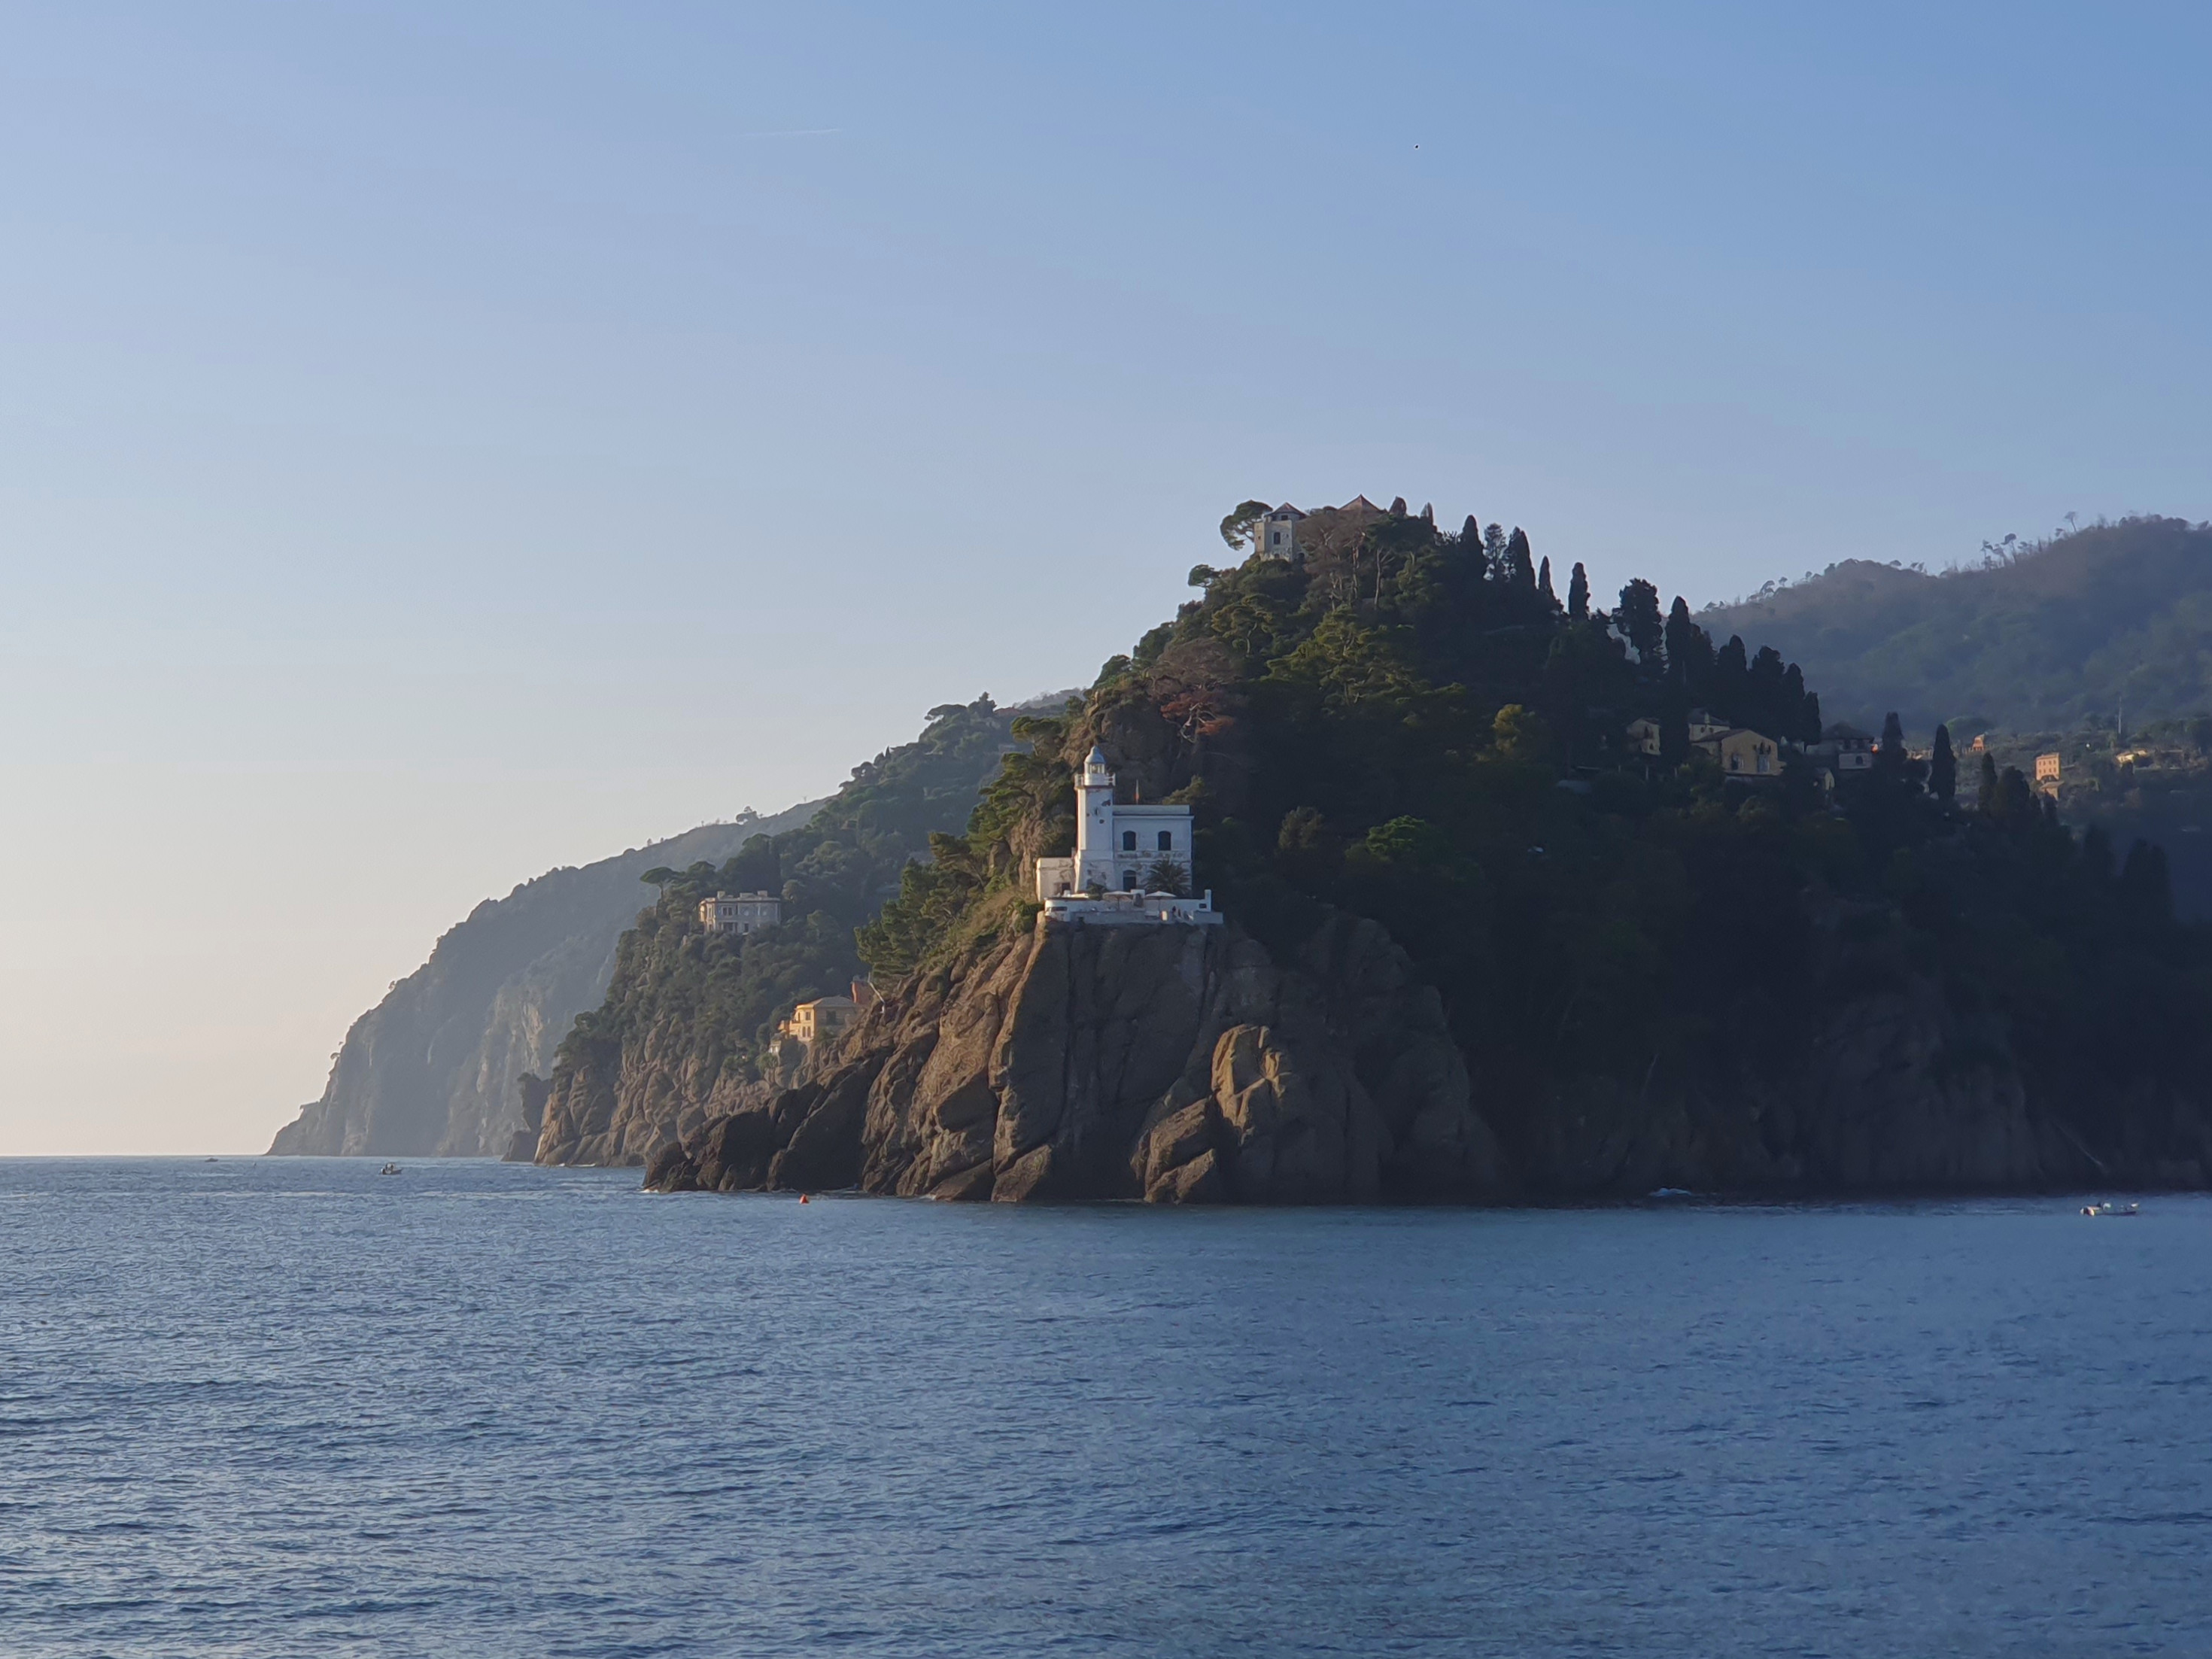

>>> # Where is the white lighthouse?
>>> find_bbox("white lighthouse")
[1033,747,1220,926]
[1073,744,1120,892]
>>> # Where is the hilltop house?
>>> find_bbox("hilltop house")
[1697,727,1781,779]
[1628,707,1736,760]
[699,891,782,936]
[1258,504,1305,561]
[1035,747,1223,927]
[1808,725,1875,779]
[2037,752,2062,795]
[1250,497,1396,567]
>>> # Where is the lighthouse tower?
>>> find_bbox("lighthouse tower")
[1074,745,1118,892]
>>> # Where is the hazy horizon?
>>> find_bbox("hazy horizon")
[6,3,2211,1153]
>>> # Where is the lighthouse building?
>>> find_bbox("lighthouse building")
[1034,747,1222,926]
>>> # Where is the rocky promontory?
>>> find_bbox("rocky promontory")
[644,908,1500,1202]
[638,898,2209,1202]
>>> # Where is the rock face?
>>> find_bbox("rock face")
[266,802,820,1158]
[1510,973,2065,1196]
[642,903,2211,1203]
[649,910,1505,1203]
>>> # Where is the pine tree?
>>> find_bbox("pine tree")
[1930,724,1957,804]
[1538,556,1557,607]
[1460,515,1481,548]
[1567,562,1591,621]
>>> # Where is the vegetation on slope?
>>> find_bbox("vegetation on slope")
[1706,515,2212,734]
[861,504,2212,1177]
[549,696,1025,1095]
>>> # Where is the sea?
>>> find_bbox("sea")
[2,1159,2207,1657]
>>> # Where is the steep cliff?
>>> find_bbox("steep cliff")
[266,802,822,1157]
[646,907,1502,1202]
[646,897,2208,1202]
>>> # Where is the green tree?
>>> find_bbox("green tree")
[1616,579,1664,666]
[1506,528,1536,590]
[1979,749,2000,810]
[1567,562,1591,621]
[1712,634,1749,718]
[1929,724,1957,805]
[1491,703,1551,763]
[1218,500,1272,552]
[1538,556,1557,608]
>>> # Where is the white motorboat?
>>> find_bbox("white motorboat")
[2080,1200,2139,1217]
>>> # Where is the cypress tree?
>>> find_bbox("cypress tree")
[1876,712,1906,779]
[1749,647,1787,734]
[1979,750,2000,810]
[1567,562,1591,621]
[1615,579,1664,665]
[1800,691,1822,745]
[1664,597,1696,673]
[1782,663,1807,737]
[1713,635,1749,721]
[1538,556,1558,607]
[1930,724,1957,804]
[1506,528,1536,590]
[1460,515,1481,548]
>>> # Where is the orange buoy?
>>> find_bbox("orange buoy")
[798,1193,810,1204]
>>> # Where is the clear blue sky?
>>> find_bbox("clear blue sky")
[5,2,2208,1151]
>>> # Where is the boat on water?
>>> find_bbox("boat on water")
[2080,1200,2139,1217]
[378,1162,401,1176]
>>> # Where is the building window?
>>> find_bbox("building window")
[1121,831,1136,851]
[1123,871,1138,891]
[1157,831,1172,852]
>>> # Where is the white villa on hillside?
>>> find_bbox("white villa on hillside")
[1035,747,1223,927]
[699,891,782,936]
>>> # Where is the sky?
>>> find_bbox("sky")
[4,2,2210,1153]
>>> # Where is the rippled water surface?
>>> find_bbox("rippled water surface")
[3,1159,2210,1656]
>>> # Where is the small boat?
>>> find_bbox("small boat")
[379,1162,402,1176]
[2080,1200,2138,1217]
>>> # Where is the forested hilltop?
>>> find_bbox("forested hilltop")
[1705,515,2212,734]
[613,498,2212,1202]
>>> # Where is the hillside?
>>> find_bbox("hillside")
[557,499,2212,1200]
[1703,516,2212,734]
[530,695,1038,1165]
[266,799,824,1157]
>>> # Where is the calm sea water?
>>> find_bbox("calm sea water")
[2,1159,2208,1657]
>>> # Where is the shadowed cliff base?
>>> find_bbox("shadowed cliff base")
[630,906,2206,1205]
